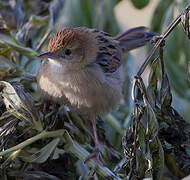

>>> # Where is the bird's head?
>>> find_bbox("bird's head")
[38,28,98,71]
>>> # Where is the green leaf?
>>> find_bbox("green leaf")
[150,0,174,33]
[0,130,66,157]
[0,39,37,57]
[136,149,146,178]
[64,131,122,180]
[0,22,37,58]
[165,154,185,178]
[138,122,146,153]
[150,138,164,180]
[21,138,60,163]
[0,81,43,132]
[144,143,153,179]
[147,59,159,108]
[131,0,150,9]
[160,73,172,108]
[145,100,158,140]
[1,149,21,169]
[148,59,159,92]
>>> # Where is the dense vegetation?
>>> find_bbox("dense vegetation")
[0,0,190,179]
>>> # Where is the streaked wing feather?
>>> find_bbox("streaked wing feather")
[93,30,122,74]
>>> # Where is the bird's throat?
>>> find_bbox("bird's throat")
[48,58,62,68]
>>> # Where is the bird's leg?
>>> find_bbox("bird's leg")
[85,118,105,166]
[92,118,99,152]
[43,100,51,114]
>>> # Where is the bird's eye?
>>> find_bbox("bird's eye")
[65,49,72,55]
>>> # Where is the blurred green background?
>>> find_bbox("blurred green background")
[0,0,190,179]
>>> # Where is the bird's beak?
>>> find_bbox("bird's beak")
[37,52,57,59]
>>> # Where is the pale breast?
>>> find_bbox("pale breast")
[37,59,69,104]
[58,65,123,116]
[38,75,61,98]
[37,60,123,117]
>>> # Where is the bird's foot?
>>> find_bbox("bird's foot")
[84,147,105,167]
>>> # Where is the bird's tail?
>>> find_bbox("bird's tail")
[115,26,156,53]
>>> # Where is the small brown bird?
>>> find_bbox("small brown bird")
[37,27,155,163]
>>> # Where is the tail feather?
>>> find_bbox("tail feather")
[115,26,156,53]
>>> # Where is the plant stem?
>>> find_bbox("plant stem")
[0,129,66,156]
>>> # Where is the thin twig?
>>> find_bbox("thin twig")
[137,4,190,77]
[36,28,51,52]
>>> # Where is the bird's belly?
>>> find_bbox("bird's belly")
[59,79,122,116]
[37,75,69,104]
[38,73,122,116]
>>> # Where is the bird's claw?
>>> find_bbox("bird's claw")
[84,147,106,166]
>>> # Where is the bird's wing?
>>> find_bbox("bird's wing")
[115,26,156,53]
[93,30,122,74]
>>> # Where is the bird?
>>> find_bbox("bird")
[37,26,155,164]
